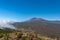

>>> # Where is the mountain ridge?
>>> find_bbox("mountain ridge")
[0,18,60,39]
[12,18,60,39]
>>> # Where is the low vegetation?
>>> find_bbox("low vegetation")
[0,29,58,40]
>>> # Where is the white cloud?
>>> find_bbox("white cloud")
[0,19,16,29]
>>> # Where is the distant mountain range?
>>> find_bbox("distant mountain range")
[12,18,60,38]
[0,18,60,38]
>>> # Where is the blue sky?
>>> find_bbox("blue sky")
[0,0,60,22]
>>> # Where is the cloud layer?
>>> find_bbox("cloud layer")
[0,19,16,29]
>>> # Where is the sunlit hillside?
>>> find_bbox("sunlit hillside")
[0,29,57,40]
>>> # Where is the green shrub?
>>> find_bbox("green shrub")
[22,36,27,40]
[37,37,42,40]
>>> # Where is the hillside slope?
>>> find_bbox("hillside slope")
[13,18,60,39]
[0,29,57,40]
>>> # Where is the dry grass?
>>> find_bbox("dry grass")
[0,29,58,40]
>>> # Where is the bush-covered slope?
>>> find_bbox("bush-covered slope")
[0,29,55,40]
